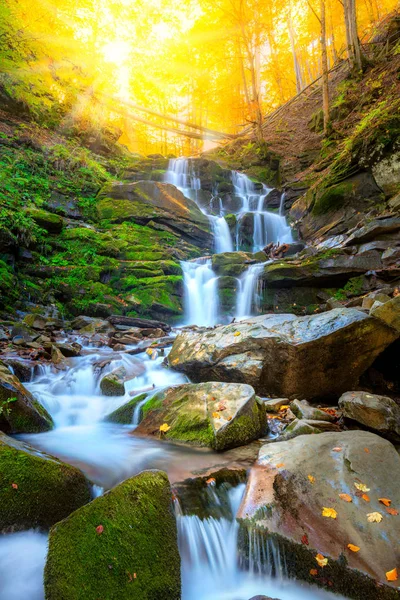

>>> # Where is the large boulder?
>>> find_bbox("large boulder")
[168,308,399,399]
[97,180,212,248]
[238,432,400,599]
[371,296,400,333]
[134,382,266,451]
[0,433,91,531]
[104,392,149,424]
[0,361,53,433]
[44,470,180,600]
[339,391,400,440]
[99,361,146,396]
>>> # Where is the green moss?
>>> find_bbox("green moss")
[312,182,353,216]
[334,276,365,300]
[105,393,149,424]
[0,433,91,532]
[44,470,181,600]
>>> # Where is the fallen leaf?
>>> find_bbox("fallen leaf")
[308,475,315,484]
[322,507,337,519]
[339,493,352,502]
[96,525,104,535]
[347,544,360,552]
[159,423,170,433]
[354,482,370,492]
[275,463,285,468]
[212,412,221,419]
[227,416,232,421]
[216,403,226,411]
[379,498,391,507]
[386,507,398,516]
[332,447,342,452]
[386,568,398,582]
[279,405,290,411]
[301,533,309,545]
[11,483,18,490]
[310,568,318,576]
[205,477,216,486]
[364,448,370,453]
[361,494,370,502]
[315,553,328,567]
[233,331,241,336]
[367,512,383,523]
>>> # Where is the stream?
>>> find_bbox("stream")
[0,159,347,599]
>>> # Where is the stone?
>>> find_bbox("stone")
[99,360,146,396]
[134,382,266,451]
[27,207,63,234]
[345,217,400,246]
[70,316,112,333]
[51,345,65,365]
[238,431,400,598]
[339,391,400,439]
[362,292,391,309]
[0,327,8,341]
[22,313,48,330]
[54,342,82,357]
[290,399,334,422]
[262,398,290,413]
[107,315,171,332]
[10,323,35,342]
[0,432,91,531]
[168,308,398,400]
[44,470,180,600]
[104,392,149,424]
[370,296,400,333]
[0,361,53,433]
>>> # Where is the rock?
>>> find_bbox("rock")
[362,292,391,309]
[0,361,53,433]
[168,308,398,399]
[104,392,149,424]
[97,180,212,248]
[27,207,64,234]
[22,313,48,330]
[10,323,35,342]
[238,431,400,598]
[0,327,8,341]
[51,345,65,365]
[278,417,340,440]
[70,316,112,334]
[107,315,171,333]
[290,399,334,422]
[0,432,91,531]
[339,391,400,439]
[54,342,82,357]
[370,296,400,333]
[345,217,400,246]
[2,359,34,382]
[262,398,290,413]
[44,470,180,600]
[99,361,146,396]
[70,315,95,330]
[134,382,266,451]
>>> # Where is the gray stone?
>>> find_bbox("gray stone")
[339,391,400,439]
[262,398,290,413]
[371,295,400,333]
[290,399,334,421]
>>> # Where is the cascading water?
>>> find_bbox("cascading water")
[181,259,219,327]
[235,262,268,319]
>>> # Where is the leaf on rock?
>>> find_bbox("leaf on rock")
[159,423,171,433]
[301,533,309,545]
[339,493,352,502]
[322,507,337,519]
[364,448,370,453]
[279,405,290,411]
[379,498,391,507]
[332,447,342,452]
[275,463,285,468]
[361,494,370,502]
[310,568,318,576]
[315,553,328,567]
[386,568,398,582]
[233,331,241,337]
[11,483,18,490]
[307,475,315,484]
[347,544,360,552]
[212,412,221,419]
[96,525,104,535]
[367,512,383,523]
[206,477,216,486]
[386,507,398,516]
[354,482,370,492]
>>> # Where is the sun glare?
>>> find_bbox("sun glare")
[103,40,131,64]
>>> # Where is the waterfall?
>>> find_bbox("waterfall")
[181,259,219,327]
[236,262,266,319]
[164,158,201,202]
[279,191,286,216]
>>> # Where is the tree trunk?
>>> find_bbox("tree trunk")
[343,0,363,71]
[320,0,330,135]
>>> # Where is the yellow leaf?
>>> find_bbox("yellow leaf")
[347,544,360,552]
[315,553,328,567]
[386,568,398,582]
[361,494,370,502]
[379,498,391,507]
[279,405,290,411]
[275,462,285,468]
[339,493,352,503]
[159,423,170,433]
[322,507,337,519]
[354,482,370,492]
[233,331,241,336]
[212,412,221,419]
[367,512,383,523]
[308,475,315,484]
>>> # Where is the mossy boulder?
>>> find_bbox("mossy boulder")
[105,393,149,424]
[339,391,400,440]
[0,361,53,433]
[27,207,64,233]
[44,470,181,600]
[134,382,266,451]
[0,433,91,531]
[212,251,254,277]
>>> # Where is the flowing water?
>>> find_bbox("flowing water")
[236,262,269,319]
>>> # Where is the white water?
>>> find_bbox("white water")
[236,262,268,319]
[181,259,219,327]
[0,531,47,600]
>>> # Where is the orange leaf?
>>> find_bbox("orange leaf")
[301,533,309,545]
[308,475,315,484]
[379,498,391,507]
[310,568,318,576]
[275,463,285,468]
[322,507,337,519]
[212,412,221,419]
[364,448,370,453]
[339,493,352,502]
[386,568,398,582]
[332,447,342,452]
[347,544,360,552]
[315,553,328,567]
[11,483,18,490]
[206,477,216,486]
[96,525,104,535]
[361,494,370,502]
[386,507,398,516]
[279,405,290,411]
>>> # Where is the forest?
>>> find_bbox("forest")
[0,0,399,599]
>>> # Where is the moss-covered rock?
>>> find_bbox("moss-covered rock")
[0,361,53,433]
[134,382,266,451]
[44,470,181,600]
[0,432,91,531]
[27,207,64,233]
[105,392,149,424]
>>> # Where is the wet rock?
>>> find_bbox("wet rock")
[362,292,391,309]
[0,361,53,433]
[51,345,65,365]
[22,313,48,330]
[27,207,64,234]
[0,327,8,341]
[370,296,400,333]
[107,315,171,333]
[238,431,400,598]
[168,308,399,400]
[99,361,146,396]
[2,359,33,382]
[10,324,35,343]
[0,432,91,531]
[54,342,82,358]
[345,217,400,246]
[134,382,266,451]
[44,470,180,600]
[290,399,335,422]
[104,392,149,424]
[262,398,290,413]
[339,391,400,440]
